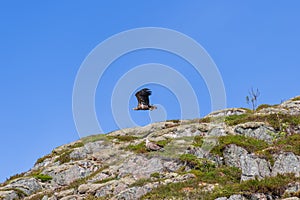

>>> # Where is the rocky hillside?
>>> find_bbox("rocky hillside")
[1,97,300,200]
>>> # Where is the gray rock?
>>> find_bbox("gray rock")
[228,194,247,200]
[43,161,98,185]
[250,193,268,200]
[281,99,300,115]
[234,122,275,143]
[272,152,300,177]
[117,155,164,179]
[284,182,300,197]
[223,144,248,168]
[0,190,19,200]
[3,177,42,196]
[240,154,271,181]
[206,108,247,118]
[112,183,156,200]
[215,197,228,200]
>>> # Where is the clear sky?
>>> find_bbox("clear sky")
[1,1,300,182]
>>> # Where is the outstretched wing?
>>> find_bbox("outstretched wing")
[135,88,151,106]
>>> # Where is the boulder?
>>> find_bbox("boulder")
[240,154,271,181]
[272,152,300,177]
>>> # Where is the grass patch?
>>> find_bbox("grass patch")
[1,172,26,186]
[179,154,216,172]
[142,166,240,200]
[292,96,300,101]
[256,104,273,111]
[210,173,300,199]
[35,154,53,165]
[130,178,152,187]
[275,134,300,155]
[81,134,109,143]
[34,174,52,182]
[211,135,269,156]
[199,117,211,123]
[125,141,147,154]
[142,173,298,200]
[54,150,72,164]
[193,135,204,147]
[225,113,300,131]
[150,172,161,179]
[107,135,139,142]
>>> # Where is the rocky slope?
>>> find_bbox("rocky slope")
[1,97,300,200]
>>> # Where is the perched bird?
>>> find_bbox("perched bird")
[133,88,157,111]
[145,138,163,151]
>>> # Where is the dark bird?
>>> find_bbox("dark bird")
[145,138,163,151]
[133,88,157,111]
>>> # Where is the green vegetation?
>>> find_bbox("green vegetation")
[210,173,300,199]
[107,135,139,142]
[125,141,147,154]
[81,134,109,143]
[275,134,300,155]
[198,117,211,123]
[193,135,204,147]
[292,96,300,101]
[225,113,300,131]
[35,154,53,165]
[142,165,241,200]
[142,173,299,200]
[54,150,72,164]
[211,135,269,156]
[256,104,273,111]
[179,154,216,174]
[150,172,161,179]
[34,174,52,182]
[2,172,25,186]
[130,178,152,187]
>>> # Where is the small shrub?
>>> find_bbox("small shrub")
[150,172,161,179]
[34,174,52,182]
[256,104,272,111]
[199,117,211,123]
[193,135,204,147]
[35,154,53,165]
[292,96,300,101]
[55,150,72,164]
[107,135,139,142]
[275,134,300,155]
[125,142,147,154]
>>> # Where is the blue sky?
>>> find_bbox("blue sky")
[1,1,300,182]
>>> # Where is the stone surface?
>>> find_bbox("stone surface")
[3,177,42,196]
[234,122,275,143]
[272,152,300,177]
[240,154,271,181]
[223,144,248,168]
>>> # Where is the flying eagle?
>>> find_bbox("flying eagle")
[133,88,157,111]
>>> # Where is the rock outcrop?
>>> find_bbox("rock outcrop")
[1,96,300,200]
